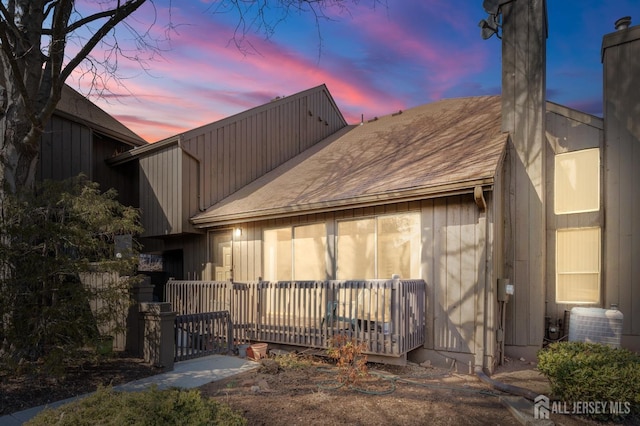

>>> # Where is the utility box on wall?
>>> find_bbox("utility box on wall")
[497,278,513,303]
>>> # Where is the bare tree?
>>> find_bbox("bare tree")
[0,0,384,198]
[0,1,148,196]
[0,0,383,362]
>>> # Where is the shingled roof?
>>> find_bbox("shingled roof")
[192,95,507,226]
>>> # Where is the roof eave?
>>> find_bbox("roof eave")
[546,101,604,130]
[106,137,180,166]
[191,177,495,228]
[53,109,147,147]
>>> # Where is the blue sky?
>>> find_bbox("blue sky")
[71,1,640,142]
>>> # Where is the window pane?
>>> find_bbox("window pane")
[556,228,601,303]
[293,223,327,280]
[555,148,600,214]
[557,273,600,304]
[264,227,292,281]
[337,219,375,279]
[377,213,421,279]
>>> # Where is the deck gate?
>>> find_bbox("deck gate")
[174,311,233,361]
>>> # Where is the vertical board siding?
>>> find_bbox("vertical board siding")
[431,196,484,354]
[603,31,640,337]
[501,1,547,349]
[445,197,462,351]
[134,86,345,239]
[461,199,479,353]
[39,114,137,208]
[182,153,200,233]
[177,87,347,223]
[513,148,531,346]
[94,135,138,207]
[544,107,604,336]
[38,115,92,181]
[139,145,182,236]
[421,200,435,350]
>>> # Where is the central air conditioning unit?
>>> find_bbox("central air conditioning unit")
[568,307,624,348]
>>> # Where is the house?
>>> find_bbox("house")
[106,85,347,292]
[39,84,147,206]
[101,0,638,372]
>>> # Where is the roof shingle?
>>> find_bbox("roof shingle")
[192,95,507,226]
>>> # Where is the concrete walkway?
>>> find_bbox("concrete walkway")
[0,355,259,426]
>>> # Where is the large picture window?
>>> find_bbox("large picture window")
[337,218,375,279]
[293,223,328,280]
[554,148,600,214]
[263,227,292,281]
[263,223,327,281]
[337,213,420,280]
[556,227,601,304]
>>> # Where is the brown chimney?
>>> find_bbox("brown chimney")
[499,0,548,348]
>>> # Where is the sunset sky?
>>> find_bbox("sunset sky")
[70,1,639,143]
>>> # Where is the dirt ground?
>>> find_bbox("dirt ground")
[0,352,164,416]
[1,350,624,425]
[199,354,593,426]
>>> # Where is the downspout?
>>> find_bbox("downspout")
[177,135,206,212]
[475,367,539,401]
[474,185,488,374]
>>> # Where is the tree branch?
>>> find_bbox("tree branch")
[60,1,148,84]
[0,2,22,42]
[42,8,122,36]
[0,20,39,128]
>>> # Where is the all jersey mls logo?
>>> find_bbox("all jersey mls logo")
[534,395,550,419]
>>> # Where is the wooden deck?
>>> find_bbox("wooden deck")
[166,279,426,360]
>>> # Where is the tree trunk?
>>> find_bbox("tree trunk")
[0,95,41,197]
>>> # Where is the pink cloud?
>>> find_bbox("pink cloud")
[66,1,494,142]
[343,4,489,98]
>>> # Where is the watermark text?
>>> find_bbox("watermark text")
[534,394,631,419]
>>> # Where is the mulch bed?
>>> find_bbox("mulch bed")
[0,352,163,416]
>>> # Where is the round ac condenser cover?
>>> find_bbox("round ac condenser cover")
[568,307,623,348]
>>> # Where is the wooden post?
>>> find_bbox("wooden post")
[127,276,154,357]
[140,302,177,370]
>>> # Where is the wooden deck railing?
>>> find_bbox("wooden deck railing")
[165,279,426,358]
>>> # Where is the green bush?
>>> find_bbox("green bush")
[0,176,143,363]
[537,342,640,421]
[26,386,246,426]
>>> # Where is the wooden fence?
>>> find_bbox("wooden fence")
[165,279,426,359]
[80,271,129,351]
